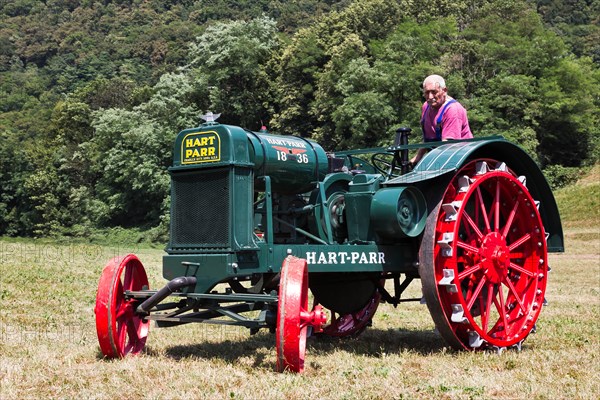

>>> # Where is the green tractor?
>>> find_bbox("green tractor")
[94,116,563,372]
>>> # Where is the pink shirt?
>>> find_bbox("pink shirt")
[421,97,473,141]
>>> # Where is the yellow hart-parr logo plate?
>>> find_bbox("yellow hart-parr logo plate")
[182,131,221,164]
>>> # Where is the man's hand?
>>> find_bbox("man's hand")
[411,148,428,166]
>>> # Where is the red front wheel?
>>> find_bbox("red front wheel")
[420,160,548,350]
[276,256,327,372]
[95,254,150,358]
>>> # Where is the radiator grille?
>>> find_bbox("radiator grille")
[170,168,230,249]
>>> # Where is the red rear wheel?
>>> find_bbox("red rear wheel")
[276,256,326,372]
[95,254,150,358]
[420,160,548,349]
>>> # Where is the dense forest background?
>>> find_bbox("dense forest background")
[1,0,598,239]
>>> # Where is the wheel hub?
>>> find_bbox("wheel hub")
[481,231,510,284]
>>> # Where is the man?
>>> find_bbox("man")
[410,74,473,165]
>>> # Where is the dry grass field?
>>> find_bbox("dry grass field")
[1,167,598,399]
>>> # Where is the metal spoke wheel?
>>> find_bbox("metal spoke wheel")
[95,254,150,358]
[276,256,327,372]
[420,160,548,350]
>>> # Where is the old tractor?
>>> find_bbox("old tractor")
[94,115,563,372]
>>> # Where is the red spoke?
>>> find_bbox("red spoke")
[494,286,508,334]
[117,319,127,350]
[458,263,483,280]
[476,186,492,234]
[509,252,525,258]
[508,233,532,251]
[457,255,470,264]
[495,285,509,332]
[462,206,484,239]
[123,335,133,354]
[501,200,519,239]
[123,265,133,290]
[482,283,494,333]
[126,319,139,342]
[477,294,485,326]
[116,302,132,321]
[503,277,525,313]
[487,206,494,233]
[494,180,500,231]
[463,217,473,238]
[464,276,476,301]
[467,275,487,311]
[508,262,535,277]
[457,240,481,254]
[473,188,480,232]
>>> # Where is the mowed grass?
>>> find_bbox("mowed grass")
[1,168,599,399]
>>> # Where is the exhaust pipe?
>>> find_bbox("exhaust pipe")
[136,276,197,314]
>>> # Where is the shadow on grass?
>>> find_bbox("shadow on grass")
[162,326,448,368]
[312,326,447,356]
[162,330,275,370]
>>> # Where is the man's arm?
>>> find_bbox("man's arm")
[409,138,452,166]
[410,147,428,166]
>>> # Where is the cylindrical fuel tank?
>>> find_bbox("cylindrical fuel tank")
[247,131,329,194]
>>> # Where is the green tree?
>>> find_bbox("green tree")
[189,16,281,129]
[535,56,599,166]
[21,169,63,236]
[271,28,326,136]
[83,72,199,227]
[0,132,30,235]
[534,0,600,62]
[86,108,168,226]
[462,3,598,166]
[272,0,408,143]
[1,0,598,238]
[369,18,460,143]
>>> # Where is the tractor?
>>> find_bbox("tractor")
[94,114,563,372]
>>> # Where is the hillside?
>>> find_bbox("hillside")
[1,0,598,238]
[555,164,600,231]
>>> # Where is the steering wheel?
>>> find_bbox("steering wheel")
[370,153,403,178]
